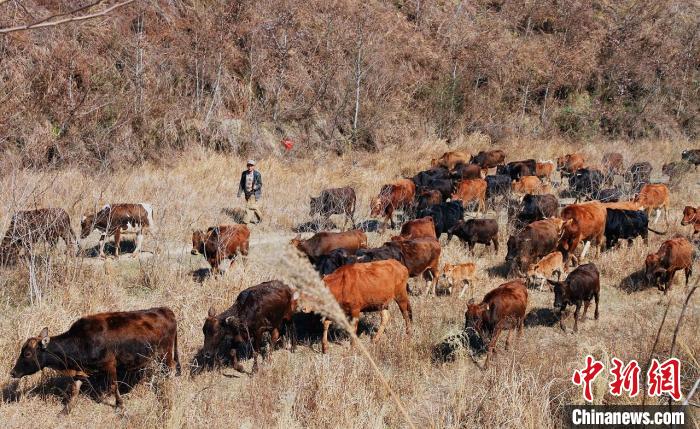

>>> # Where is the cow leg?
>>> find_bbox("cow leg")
[321,318,331,354]
[373,309,390,343]
[98,233,107,258]
[654,208,661,224]
[485,327,502,368]
[230,348,245,373]
[686,267,692,287]
[582,300,591,321]
[133,229,144,256]
[396,298,412,335]
[580,240,591,260]
[504,329,512,351]
[113,229,122,258]
[573,303,581,333]
[594,293,600,320]
[459,280,470,299]
[492,238,499,252]
[559,307,568,332]
[251,333,262,373]
[105,358,123,409]
[61,377,84,414]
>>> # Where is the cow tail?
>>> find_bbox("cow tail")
[647,226,668,235]
[173,329,182,376]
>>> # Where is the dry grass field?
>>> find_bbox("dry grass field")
[0,136,698,428]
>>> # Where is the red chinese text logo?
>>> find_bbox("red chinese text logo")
[647,358,682,401]
[572,355,605,402]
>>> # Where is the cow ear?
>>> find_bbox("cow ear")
[39,327,50,348]
[225,316,239,327]
[208,307,216,318]
[547,279,560,288]
[467,298,475,305]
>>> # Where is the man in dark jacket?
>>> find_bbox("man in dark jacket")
[237,159,263,224]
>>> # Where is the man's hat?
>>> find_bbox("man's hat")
[247,159,256,166]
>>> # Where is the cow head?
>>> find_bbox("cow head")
[80,213,96,238]
[547,280,570,309]
[681,206,697,226]
[464,299,487,333]
[290,234,303,250]
[10,327,50,378]
[441,264,455,285]
[370,197,387,217]
[201,307,242,364]
[191,230,206,255]
[556,155,569,171]
[309,196,321,217]
[446,220,464,242]
[645,254,665,286]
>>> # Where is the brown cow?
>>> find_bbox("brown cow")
[634,183,670,225]
[309,187,356,230]
[440,262,477,298]
[81,203,154,258]
[192,224,250,274]
[322,259,412,353]
[535,161,555,182]
[511,176,551,195]
[1,208,78,264]
[547,263,600,333]
[201,281,298,373]
[390,217,437,241]
[526,251,566,290]
[451,178,487,212]
[471,149,506,174]
[506,217,564,276]
[602,201,642,211]
[371,179,416,230]
[431,151,470,170]
[601,152,624,178]
[557,153,585,177]
[465,280,528,368]
[291,230,367,263]
[386,237,441,295]
[559,202,607,266]
[681,206,700,236]
[10,307,180,413]
[645,237,694,294]
[416,188,442,211]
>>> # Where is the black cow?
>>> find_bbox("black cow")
[496,159,536,180]
[604,209,665,248]
[355,244,404,264]
[517,194,559,226]
[485,174,512,202]
[417,201,465,237]
[446,219,499,253]
[419,178,453,201]
[201,281,298,373]
[309,187,356,230]
[681,149,700,169]
[569,168,604,201]
[314,248,355,276]
[626,162,652,193]
[412,167,450,187]
[547,263,600,333]
[597,188,623,203]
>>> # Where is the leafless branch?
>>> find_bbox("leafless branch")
[0,0,137,34]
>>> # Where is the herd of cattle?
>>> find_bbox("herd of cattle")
[2,148,700,413]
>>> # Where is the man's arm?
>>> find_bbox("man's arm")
[236,172,244,197]
[256,171,262,190]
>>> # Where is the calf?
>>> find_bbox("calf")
[417,201,464,238]
[547,263,600,333]
[465,280,527,368]
[512,176,550,195]
[497,159,536,180]
[192,224,250,274]
[526,251,565,290]
[309,187,356,230]
[557,153,586,178]
[371,179,416,230]
[10,307,180,413]
[81,203,154,258]
[291,230,367,263]
[391,216,437,241]
[202,281,298,372]
[535,161,555,182]
[1,208,78,264]
[451,178,487,212]
[681,149,700,169]
[440,262,477,298]
[634,183,670,225]
[432,151,470,170]
[446,219,499,253]
[314,248,354,276]
[681,206,700,236]
[645,237,694,294]
[604,209,665,248]
[322,260,412,353]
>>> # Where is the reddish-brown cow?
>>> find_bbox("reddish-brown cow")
[371,179,416,230]
[535,161,555,182]
[465,280,528,368]
[681,206,700,235]
[634,183,670,225]
[451,178,487,212]
[291,230,367,263]
[192,224,250,274]
[559,202,607,266]
[390,216,437,241]
[322,259,412,353]
[645,237,694,294]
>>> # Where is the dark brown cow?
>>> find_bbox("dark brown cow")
[291,230,367,263]
[322,259,412,353]
[390,217,437,241]
[465,280,527,368]
[506,218,564,276]
[385,237,441,295]
[81,203,154,258]
[371,179,416,229]
[471,149,506,172]
[451,163,482,180]
[559,202,607,266]
[10,307,180,413]
[446,219,499,253]
[601,152,624,178]
[431,151,470,170]
[645,237,694,294]
[192,224,250,274]
[201,281,298,372]
[1,208,78,264]
[547,263,600,333]
[309,187,356,230]
[557,153,585,177]
[681,206,700,236]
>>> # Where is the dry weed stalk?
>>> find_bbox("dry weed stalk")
[259,244,417,429]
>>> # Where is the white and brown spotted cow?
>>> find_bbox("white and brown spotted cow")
[81,203,154,258]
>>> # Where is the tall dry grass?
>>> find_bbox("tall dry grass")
[0,137,698,428]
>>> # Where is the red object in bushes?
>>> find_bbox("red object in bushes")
[282,138,294,150]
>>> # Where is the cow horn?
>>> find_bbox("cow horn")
[208,307,216,318]
[39,327,50,348]
[225,316,239,327]
[467,298,475,305]
[484,304,490,312]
